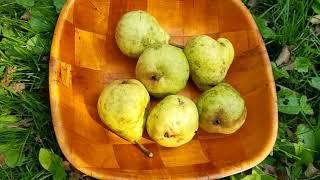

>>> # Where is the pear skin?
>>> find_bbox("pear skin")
[184,35,234,91]
[147,95,198,147]
[136,44,189,98]
[197,83,246,134]
[97,79,150,143]
[115,10,170,58]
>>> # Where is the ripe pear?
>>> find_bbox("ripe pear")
[136,44,189,98]
[184,35,234,90]
[196,83,246,134]
[147,95,198,147]
[115,10,170,58]
[97,79,153,156]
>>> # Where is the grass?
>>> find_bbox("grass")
[0,0,61,179]
[0,0,319,179]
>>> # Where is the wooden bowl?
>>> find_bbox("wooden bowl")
[49,0,278,179]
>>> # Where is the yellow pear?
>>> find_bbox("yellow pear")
[97,79,153,157]
[197,83,246,134]
[147,95,198,147]
[184,35,234,91]
[115,10,169,58]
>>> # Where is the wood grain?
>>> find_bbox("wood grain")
[49,0,278,179]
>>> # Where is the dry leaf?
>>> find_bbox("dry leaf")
[305,163,319,178]
[248,0,258,8]
[35,136,44,145]
[63,161,71,171]
[0,154,5,167]
[11,83,26,93]
[276,46,291,66]
[69,171,82,180]
[17,119,32,128]
[286,128,296,141]
[282,63,295,71]
[314,25,320,36]
[7,67,17,74]
[20,11,32,21]
[264,164,277,177]
[310,15,320,25]
[1,67,16,87]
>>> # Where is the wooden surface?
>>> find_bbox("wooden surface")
[49,0,278,179]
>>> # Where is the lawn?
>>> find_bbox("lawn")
[0,0,319,179]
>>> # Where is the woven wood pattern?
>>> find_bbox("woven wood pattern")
[49,0,278,179]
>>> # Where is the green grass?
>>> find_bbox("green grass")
[0,0,319,180]
[0,0,61,179]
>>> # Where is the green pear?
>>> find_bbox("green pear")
[97,79,149,143]
[184,35,234,90]
[147,95,198,147]
[115,10,170,58]
[136,44,189,98]
[196,83,246,134]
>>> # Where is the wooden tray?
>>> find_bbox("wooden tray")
[49,0,278,179]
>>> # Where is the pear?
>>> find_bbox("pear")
[136,44,189,98]
[97,79,153,157]
[184,35,234,90]
[196,83,246,134]
[147,95,198,147]
[115,10,170,58]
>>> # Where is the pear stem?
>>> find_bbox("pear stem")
[135,141,153,158]
[169,42,185,49]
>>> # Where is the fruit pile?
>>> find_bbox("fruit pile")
[97,11,247,157]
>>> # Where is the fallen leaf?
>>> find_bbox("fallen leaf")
[39,148,67,180]
[1,67,17,87]
[11,83,26,93]
[310,15,320,25]
[248,0,258,8]
[35,136,44,145]
[62,160,71,171]
[314,25,320,35]
[277,88,300,114]
[309,77,320,90]
[286,128,295,141]
[282,63,295,71]
[20,11,32,21]
[305,163,319,178]
[7,67,17,75]
[69,171,82,180]
[254,16,276,39]
[299,96,314,115]
[264,164,277,177]
[5,149,25,168]
[27,34,51,54]
[0,154,5,167]
[16,119,32,128]
[296,124,316,150]
[271,62,289,80]
[29,17,54,32]
[294,57,312,73]
[276,46,291,66]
